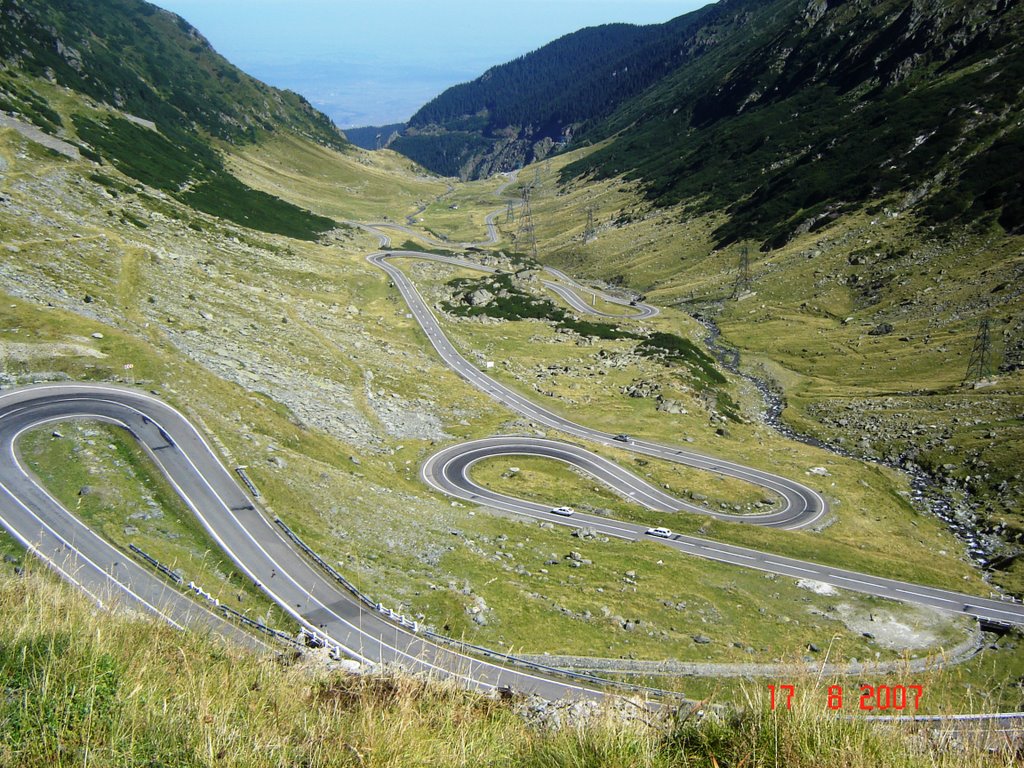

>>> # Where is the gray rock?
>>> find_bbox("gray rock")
[467,289,494,306]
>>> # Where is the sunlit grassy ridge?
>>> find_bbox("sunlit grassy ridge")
[227,134,448,223]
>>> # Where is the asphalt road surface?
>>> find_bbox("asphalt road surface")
[0,383,620,700]
[369,249,825,530]
[364,249,1024,628]
[2,227,1022,707]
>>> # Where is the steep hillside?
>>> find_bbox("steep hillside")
[565,0,1024,249]
[506,122,1024,593]
[2,0,1024,741]
[0,0,345,147]
[390,0,1022,248]
[0,0,348,239]
[388,0,770,179]
[377,0,1024,590]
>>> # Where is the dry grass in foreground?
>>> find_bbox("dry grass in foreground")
[0,563,1017,767]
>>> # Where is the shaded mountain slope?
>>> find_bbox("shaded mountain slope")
[564,0,1024,248]
[390,0,767,179]
[0,0,348,239]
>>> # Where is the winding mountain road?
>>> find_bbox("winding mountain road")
[0,384,613,699]
[367,247,1024,628]
[368,249,823,529]
[2,211,1023,706]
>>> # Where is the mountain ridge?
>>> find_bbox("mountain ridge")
[0,0,346,148]
[0,0,350,240]
[384,0,1023,252]
[387,0,769,179]
[565,0,1024,249]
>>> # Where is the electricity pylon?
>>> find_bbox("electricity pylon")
[731,246,752,298]
[965,317,994,383]
[515,187,537,260]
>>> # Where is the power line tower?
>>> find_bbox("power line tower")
[731,246,752,299]
[965,317,994,383]
[584,207,596,243]
[533,166,541,189]
[515,186,537,260]
[375,133,383,150]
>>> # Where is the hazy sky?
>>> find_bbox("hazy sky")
[152,1,711,128]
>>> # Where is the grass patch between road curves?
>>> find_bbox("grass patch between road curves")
[18,421,294,630]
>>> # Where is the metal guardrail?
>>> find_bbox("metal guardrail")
[215,600,300,647]
[129,543,183,584]
[273,517,419,631]
[235,466,261,497]
[863,711,1024,723]
[127,542,299,648]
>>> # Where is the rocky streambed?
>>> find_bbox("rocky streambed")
[690,308,1014,585]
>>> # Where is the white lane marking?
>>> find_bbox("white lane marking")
[895,588,961,605]
[828,575,884,588]
[1,427,188,629]
[702,547,754,560]
[764,561,816,574]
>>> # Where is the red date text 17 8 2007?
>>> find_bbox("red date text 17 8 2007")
[768,684,924,711]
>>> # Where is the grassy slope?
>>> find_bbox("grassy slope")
[163,128,1024,679]
[1,108,910,670]
[371,153,1024,710]
[2,77,1023,724]
[226,134,448,223]
[0,566,1015,767]
[407,256,982,594]
[504,147,1024,595]
[18,421,292,627]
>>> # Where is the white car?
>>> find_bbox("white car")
[645,526,674,538]
[549,506,576,516]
